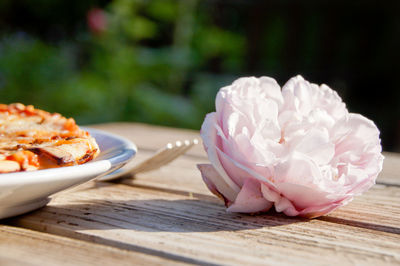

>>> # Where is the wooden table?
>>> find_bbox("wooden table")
[1,122,399,265]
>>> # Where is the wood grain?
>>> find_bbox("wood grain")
[379,152,400,186]
[6,182,400,265]
[0,225,187,266]
[2,122,400,266]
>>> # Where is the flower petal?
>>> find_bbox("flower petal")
[197,164,233,205]
[261,183,348,217]
[216,146,276,188]
[276,182,346,210]
[259,77,284,108]
[291,127,335,165]
[227,178,273,213]
[200,113,240,202]
[274,151,322,186]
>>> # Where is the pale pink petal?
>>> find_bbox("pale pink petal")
[227,178,273,213]
[215,147,251,187]
[200,113,240,201]
[296,202,344,218]
[259,77,284,107]
[274,152,322,186]
[291,127,335,165]
[216,146,275,188]
[282,75,311,115]
[252,99,281,141]
[215,122,277,179]
[261,183,347,217]
[260,184,299,216]
[318,84,348,120]
[275,197,299,216]
[197,164,233,205]
[276,183,346,210]
[334,114,381,157]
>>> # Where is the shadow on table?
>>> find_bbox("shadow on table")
[9,198,307,233]
[3,196,308,266]
[5,197,399,266]
[318,216,400,235]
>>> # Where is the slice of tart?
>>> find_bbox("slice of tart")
[0,103,100,173]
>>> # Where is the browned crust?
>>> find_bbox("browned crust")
[0,103,100,173]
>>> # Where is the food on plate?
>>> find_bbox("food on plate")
[0,103,100,173]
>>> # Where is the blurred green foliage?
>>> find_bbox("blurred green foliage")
[0,0,244,129]
[0,0,398,150]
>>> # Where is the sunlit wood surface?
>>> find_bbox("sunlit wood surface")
[1,122,399,265]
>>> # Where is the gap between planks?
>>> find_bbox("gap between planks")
[6,182,400,266]
[0,225,190,266]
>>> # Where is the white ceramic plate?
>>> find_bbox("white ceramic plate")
[0,128,137,219]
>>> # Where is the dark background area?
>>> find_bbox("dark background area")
[0,0,399,151]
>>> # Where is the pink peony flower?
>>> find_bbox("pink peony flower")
[198,75,383,218]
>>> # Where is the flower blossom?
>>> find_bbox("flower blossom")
[198,75,383,218]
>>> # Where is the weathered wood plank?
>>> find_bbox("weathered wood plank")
[0,225,188,266]
[379,152,400,186]
[7,181,400,266]
[3,122,400,266]
[117,149,210,195]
